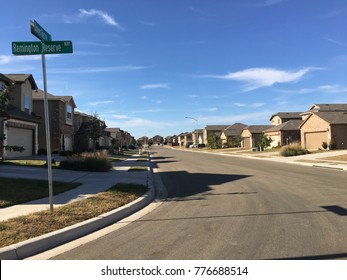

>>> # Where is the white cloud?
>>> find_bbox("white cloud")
[140,83,170,90]
[259,0,286,7]
[200,110,272,124]
[87,100,114,106]
[112,114,128,119]
[49,65,146,74]
[233,102,265,108]
[279,84,347,94]
[205,67,320,91]
[78,9,123,29]
[207,107,218,112]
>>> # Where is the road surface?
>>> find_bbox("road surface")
[52,146,347,259]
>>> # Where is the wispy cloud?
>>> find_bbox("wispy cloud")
[258,0,287,7]
[324,37,347,47]
[78,9,123,29]
[50,65,147,74]
[112,114,128,119]
[200,110,272,124]
[203,67,320,91]
[233,102,265,108]
[280,84,347,94]
[87,100,114,106]
[140,83,170,90]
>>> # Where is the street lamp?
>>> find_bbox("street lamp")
[185,116,198,148]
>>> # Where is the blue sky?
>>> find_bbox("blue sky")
[1,0,347,139]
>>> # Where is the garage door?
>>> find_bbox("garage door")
[269,135,280,148]
[304,131,327,150]
[6,127,33,157]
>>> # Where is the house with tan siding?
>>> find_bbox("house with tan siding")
[1,74,40,158]
[300,112,347,150]
[241,125,274,149]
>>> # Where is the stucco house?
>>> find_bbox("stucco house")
[0,74,40,158]
[300,112,347,150]
[32,89,76,153]
[220,123,247,147]
[203,125,229,144]
[264,119,302,148]
[299,104,347,150]
[241,125,274,148]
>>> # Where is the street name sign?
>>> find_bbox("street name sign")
[30,20,52,41]
[12,41,73,55]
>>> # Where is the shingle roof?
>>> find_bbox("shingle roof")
[315,112,347,124]
[205,125,230,131]
[243,125,274,134]
[269,112,302,121]
[4,74,38,90]
[265,119,302,132]
[32,90,76,108]
[309,104,347,112]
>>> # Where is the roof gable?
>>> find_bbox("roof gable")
[4,74,38,90]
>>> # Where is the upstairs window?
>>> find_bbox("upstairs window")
[24,95,30,113]
[66,104,72,124]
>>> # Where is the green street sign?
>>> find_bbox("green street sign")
[42,41,73,54]
[30,20,52,41]
[12,41,41,55]
[12,41,73,55]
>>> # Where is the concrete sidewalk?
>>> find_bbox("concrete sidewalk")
[0,155,155,259]
[221,149,347,171]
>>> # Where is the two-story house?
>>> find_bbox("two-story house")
[264,112,303,147]
[32,89,76,153]
[0,74,40,158]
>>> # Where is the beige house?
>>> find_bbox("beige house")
[203,125,229,144]
[264,119,302,148]
[220,123,247,147]
[1,74,40,158]
[300,112,347,150]
[241,125,274,148]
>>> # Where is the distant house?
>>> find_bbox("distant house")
[32,89,76,153]
[220,123,247,147]
[150,135,164,145]
[241,125,274,148]
[203,125,229,144]
[73,111,108,152]
[0,74,41,158]
[192,129,204,145]
[177,132,192,147]
[264,120,302,147]
[269,112,302,126]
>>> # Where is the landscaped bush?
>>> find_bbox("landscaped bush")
[279,143,310,157]
[60,150,112,172]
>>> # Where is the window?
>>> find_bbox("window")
[66,104,72,124]
[24,95,30,113]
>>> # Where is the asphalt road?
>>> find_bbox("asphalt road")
[52,146,347,259]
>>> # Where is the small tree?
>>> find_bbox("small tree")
[206,134,222,149]
[87,112,105,152]
[257,134,273,151]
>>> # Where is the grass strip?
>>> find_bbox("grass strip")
[0,178,81,208]
[0,183,147,247]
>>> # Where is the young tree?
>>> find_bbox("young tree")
[257,134,273,151]
[87,112,105,152]
[206,134,222,149]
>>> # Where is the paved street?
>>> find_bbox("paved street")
[51,146,347,259]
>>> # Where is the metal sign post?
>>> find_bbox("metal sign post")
[12,20,73,213]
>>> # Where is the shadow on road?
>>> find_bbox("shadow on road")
[157,170,251,199]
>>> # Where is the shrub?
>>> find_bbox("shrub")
[59,150,112,172]
[279,143,310,157]
[322,142,328,150]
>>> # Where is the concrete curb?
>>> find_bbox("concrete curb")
[0,159,155,260]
